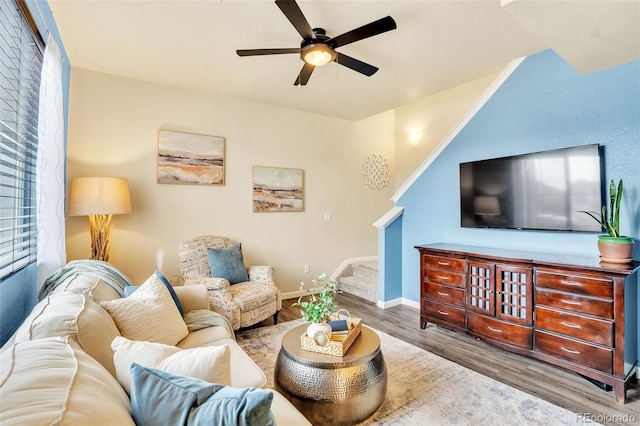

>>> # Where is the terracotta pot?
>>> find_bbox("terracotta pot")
[597,236,635,263]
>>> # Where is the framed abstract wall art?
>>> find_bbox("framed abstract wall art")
[253,166,304,212]
[157,130,225,185]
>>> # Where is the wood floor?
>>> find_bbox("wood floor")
[249,293,640,425]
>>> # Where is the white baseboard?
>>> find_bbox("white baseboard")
[377,298,402,309]
[401,298,420,310]
[282,289,315,300]
[376,297,420,310]
[283,291,420,311]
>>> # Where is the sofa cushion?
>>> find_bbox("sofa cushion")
[49,273,121,302]
[130,364,274,426]
[13,291,121,377]
[207,243,249,284]
[100,272,188,345]
[112,336,231,395]
[0,336,133,425]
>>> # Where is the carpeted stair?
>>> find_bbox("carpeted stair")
[337,261,378,303]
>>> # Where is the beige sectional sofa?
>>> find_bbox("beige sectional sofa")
[0,271,310,425]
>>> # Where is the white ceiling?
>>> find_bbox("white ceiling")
[47,0,640,121]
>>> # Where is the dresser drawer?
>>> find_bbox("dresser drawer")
[423,254,465,273]
[422,300,465,328]
[535,288,613,319]
[422,282,465,307]
[535,306,613,346]
[535,330,612,374]
[535,270,613,298]
[425,269,465,288]
[467,312,532,349]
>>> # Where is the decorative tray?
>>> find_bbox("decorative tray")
[300,317,362,357]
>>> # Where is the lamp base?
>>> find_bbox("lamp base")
[88,214,112,262]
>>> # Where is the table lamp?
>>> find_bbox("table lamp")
[67,177,132,262]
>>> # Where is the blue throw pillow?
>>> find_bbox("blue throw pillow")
[124,271,184,316]
[206,243,249,285]
[130,363,274,426]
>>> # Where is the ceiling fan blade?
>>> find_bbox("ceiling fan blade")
[335,52,378,76]
[294,62,315,86]
[275,0,314,40]
[237,48,301,57]
[329,16,397,48]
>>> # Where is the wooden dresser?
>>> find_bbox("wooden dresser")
[415,243,640,403]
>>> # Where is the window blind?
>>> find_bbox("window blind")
[0,0,43,279]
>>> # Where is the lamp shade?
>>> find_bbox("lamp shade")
[67,177,132,216]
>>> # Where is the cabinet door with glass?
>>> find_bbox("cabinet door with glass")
[467,260,495,316]
[467,261,532,326]
[495,265,533,325]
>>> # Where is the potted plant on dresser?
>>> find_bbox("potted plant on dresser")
[292,273,341,345]
[581,179,635,263]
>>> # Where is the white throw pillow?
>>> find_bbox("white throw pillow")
[111,336,231,395]
[100,273,188,345]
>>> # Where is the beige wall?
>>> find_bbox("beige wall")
[65,69,396,293]
[393,72,502,191]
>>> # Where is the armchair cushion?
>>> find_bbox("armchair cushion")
[206,243,249,284]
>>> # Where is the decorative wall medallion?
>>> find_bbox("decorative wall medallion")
[362,154,389,189]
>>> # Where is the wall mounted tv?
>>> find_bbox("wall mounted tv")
[460,144,604,232]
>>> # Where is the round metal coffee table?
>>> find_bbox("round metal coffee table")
[274,324,387,426]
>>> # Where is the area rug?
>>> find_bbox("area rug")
[236,319,596,425]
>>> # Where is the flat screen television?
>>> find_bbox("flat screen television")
[460,144,604,232]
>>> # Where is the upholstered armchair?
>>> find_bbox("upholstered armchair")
[174,235,282,331]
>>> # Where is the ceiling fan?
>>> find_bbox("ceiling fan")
[236,0,397,86]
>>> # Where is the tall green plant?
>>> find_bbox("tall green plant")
[581,179,623,237]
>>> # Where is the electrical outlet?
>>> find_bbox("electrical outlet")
[323,212,332,221]
[304,264,310,274]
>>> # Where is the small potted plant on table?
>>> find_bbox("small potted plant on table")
[293,273,341,345]
[581,179,635,263]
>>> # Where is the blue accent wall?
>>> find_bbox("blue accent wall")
[378,215,403,302]
[397,50,640,303]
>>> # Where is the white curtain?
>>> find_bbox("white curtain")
[36,34,66,288]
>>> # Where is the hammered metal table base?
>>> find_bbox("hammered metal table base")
[275,325,387,426]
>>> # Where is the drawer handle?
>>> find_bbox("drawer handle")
[437,275,450,281]
[436,310,449,316]
[437,291,450,297]
[437,261,450,266]
[560,280,582,287]
[560,321,582,329]
[560,346,581,355]
[561,300,582,306]
[487,326,503,333]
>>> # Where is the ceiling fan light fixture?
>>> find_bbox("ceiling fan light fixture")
[301,43,335,66]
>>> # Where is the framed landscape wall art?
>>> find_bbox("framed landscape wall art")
[157,130,225,185]
[253,166,304,212]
